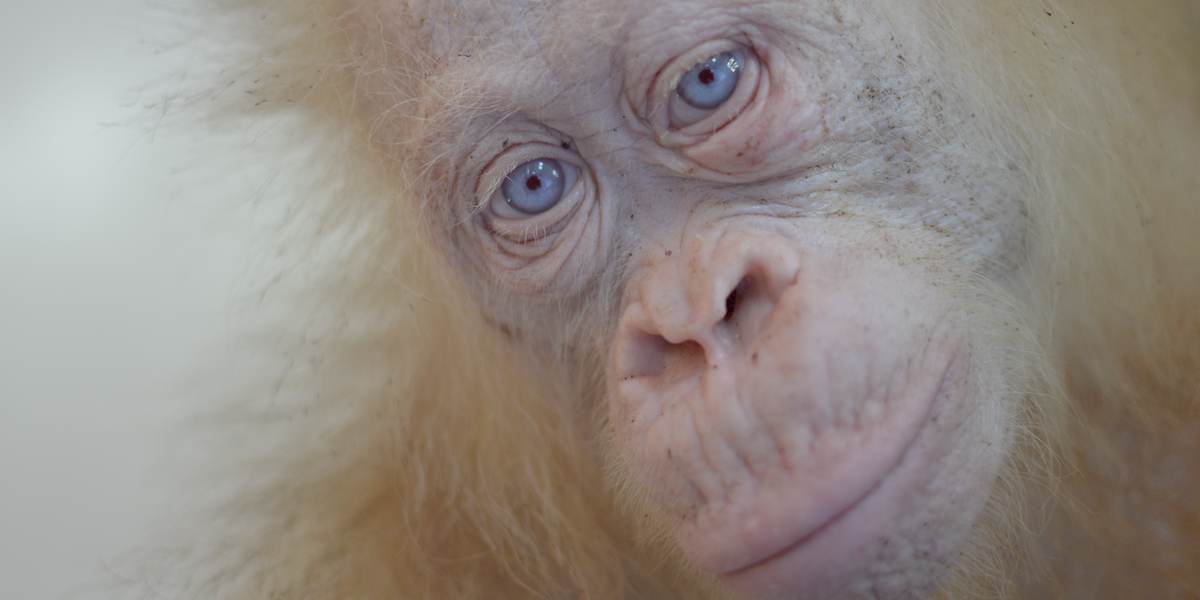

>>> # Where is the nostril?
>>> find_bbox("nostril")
[723,287,739,322]
[722,277,750,324]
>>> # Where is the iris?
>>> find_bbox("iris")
[500,158,567,215]
[676,51,742,110]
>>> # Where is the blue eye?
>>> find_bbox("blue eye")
[500,158,567,215]
[675,51,742,110]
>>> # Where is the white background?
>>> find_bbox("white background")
[0,2,256,598]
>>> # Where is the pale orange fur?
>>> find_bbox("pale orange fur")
[136,0,1200,598]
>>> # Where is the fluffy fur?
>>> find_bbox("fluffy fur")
[138,0,1200,598]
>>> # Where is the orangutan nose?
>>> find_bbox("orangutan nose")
[614,229,802,385]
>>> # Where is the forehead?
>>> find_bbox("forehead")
[351,0,785,130]
[349,0,655,168]
[398,0,631,64]
[365,0,778,78]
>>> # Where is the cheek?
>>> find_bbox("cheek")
[723,348,1012,600]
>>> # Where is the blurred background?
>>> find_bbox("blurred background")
[0,2,257,598]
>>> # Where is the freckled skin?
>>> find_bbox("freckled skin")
[350,0,1025,597]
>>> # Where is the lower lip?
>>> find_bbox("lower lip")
[715,473,880,599]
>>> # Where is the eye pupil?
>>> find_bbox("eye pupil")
[500,158,567,215]
[698,68,715,85]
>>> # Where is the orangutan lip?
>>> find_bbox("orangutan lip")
[722,475,879,577]
[719,356,954,578]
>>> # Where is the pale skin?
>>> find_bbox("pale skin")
[347,0,1021,597]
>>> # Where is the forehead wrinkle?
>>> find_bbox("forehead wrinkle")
[420,39,555,150]
[404,0,556,63]
[417,0,628,147]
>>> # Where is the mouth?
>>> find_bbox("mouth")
[721,471,880,577]
[700,357,958,599]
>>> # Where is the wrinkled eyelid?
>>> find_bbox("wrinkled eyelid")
[474,169,508,216]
